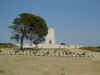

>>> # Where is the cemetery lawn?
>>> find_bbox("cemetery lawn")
[0,56,100,75]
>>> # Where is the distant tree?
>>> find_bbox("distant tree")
[9,13,48,50]
[60,42,66,45]
[97,46,100,48]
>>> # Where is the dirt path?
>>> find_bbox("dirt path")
[0,56,100,75]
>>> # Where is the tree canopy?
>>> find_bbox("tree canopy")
[9,13,48,50]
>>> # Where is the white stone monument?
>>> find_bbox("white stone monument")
[38,28,57,48]
[45,28,56,45]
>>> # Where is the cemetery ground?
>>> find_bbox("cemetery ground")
[0,55,100,75]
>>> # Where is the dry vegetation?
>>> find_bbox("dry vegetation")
[0,43,17,49]
[81,47,100,52]
[0,56,100,75]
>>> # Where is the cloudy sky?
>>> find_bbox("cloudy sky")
[0,0,100,46]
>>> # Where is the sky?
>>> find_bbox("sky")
[0,0,100,46]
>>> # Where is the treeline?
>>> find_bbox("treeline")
[81,46,100,52]
[0,43,17,48]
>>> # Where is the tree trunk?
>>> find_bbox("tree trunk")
[20,35,24,50]
[30,40,32,46]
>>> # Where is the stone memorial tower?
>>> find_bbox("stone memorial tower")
[45,28,56,45]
